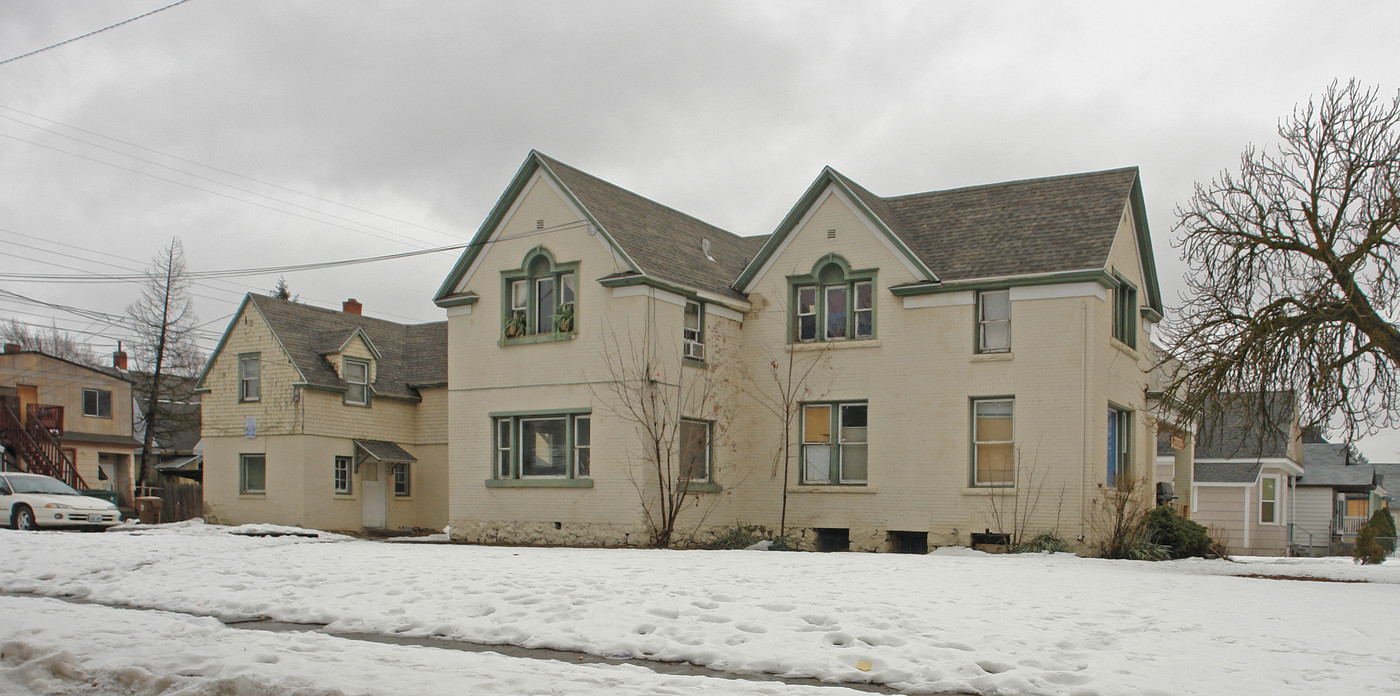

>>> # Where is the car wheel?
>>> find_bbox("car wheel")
[13,506,37,531]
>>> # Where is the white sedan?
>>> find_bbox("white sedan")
[0,472,122,531]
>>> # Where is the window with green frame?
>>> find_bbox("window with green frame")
[1112,274,1137,348]
[502,247,578,341]
[801,402,868,484]
[790,255,875,343]
[493,412,591,480]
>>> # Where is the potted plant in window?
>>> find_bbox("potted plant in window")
[554,302,575,334]
[504,311,526,338]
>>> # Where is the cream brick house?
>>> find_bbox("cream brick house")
[433,151,1166,551]
[196,295,447,531]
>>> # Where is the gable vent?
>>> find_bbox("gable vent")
[827,228,837,239]
[536,219,545,230]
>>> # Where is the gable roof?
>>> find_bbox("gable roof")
[198,295,446,401]
[1297,445,1377,488]
[436,151,758,304]
[1194,391,1297,461]
[739,166,1162,312]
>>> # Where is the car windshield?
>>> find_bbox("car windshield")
[5,476,80,496]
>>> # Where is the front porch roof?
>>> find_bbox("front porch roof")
[353,439,416,465]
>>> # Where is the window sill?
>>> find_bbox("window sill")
[971,352,1013,362]
[238,493,266,499]
[333,492,355,498]
[501,332,576,347]
[788,340,880,353]
[392,495,413,501]
[787,485,875,494]
[682,357,707,368]
[485,478,594,489]
[962,486,1017,496]
[82,414,113,419]
[682,481,722,493]
[1110,337,1140,359]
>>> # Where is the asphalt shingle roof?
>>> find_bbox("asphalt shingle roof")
[537,153,757,300]
[836,167,1141,282]
[249,295,446,400]
[354,439,417,463]
[1194,461,1263,484]
[1193,391,1296,460]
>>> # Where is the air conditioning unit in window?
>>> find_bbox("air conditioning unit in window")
[683,339,705,361]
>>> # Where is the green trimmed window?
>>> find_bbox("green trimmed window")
[502,247,578,342]
[977,290,1010,353]
[972,399,1014,486]
[1108,405,1132,486]
[801,402,868,484]
[494,413,591,480]
[1113,275,1137,348]
[393,463,411,497]
[790,256,875,343]
[334,456,352,494]
[680,419,712,483]
[239,354,260,402]
[240,453,266,494]
[1259,474,1279,524]
[344,359,370,405]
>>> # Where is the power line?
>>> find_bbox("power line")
[0,103,463,240]
[0,132,446,250]
[0,0,199,67]
[0,119,464,249]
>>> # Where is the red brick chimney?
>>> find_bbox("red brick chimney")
[343,298,362,315]
[113,349,128,370]
[3,343,20,354]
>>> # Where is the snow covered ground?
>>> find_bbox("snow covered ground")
[2,522,1399,695]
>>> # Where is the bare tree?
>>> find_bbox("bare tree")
[128,239,201,489]
[594,301,733,547]
[0,318,100,366]
[1163,80,1400,437]
[983,444,1068,550]
[744,344,832,537]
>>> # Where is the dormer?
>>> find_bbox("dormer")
[319,327,380,406]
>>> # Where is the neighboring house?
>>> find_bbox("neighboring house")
[0,345,141,507]
[1172,392,1303,556]
[195,295,448,532]
[432,150,1165,550]
[129,370,204,522]
[1294,439,1385,555]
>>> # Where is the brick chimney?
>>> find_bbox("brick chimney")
[3,343,20,354]
[113,344,128,370]
[343,298,362,315]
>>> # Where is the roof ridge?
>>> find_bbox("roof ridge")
[249,293,429,330]
[881,166,1139,202]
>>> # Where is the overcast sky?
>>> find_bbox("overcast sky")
[1,1,1398,454]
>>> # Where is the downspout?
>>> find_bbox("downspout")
[1080,300,1089,541]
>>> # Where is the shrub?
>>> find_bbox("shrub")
[1354,524,1388,565]
[1367,508,1397,554]
[1126,541,1171,561]
[1010,532,1072,554]
[1146,505,1215,559]
[705,524,797,551]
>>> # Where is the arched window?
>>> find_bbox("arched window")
[503,247,578,341]
[790,255,875,342]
